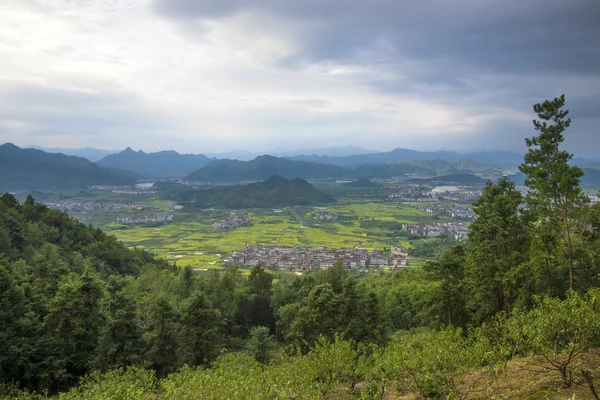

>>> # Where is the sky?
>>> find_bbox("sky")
[1,0,599,156]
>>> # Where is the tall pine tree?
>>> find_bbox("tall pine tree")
[519,94,587,290]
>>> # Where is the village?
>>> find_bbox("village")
[312,212,339,221]
[415,204,475,220]
[211,214,251,229]
[91,185,157,195]
[44,201,147,212]
[402,221,469,240]
[384,183,482,203]
[116,213,173,225]
[224,245,409,271]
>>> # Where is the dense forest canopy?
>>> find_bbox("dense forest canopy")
[2,96,600,399]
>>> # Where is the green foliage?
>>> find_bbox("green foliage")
[56,368,155,400]
[245,326,275,364]
[520,94,588,290]
[520,290,600,387]
[379,327,485,400]
[465,177,528,323]
[424,245,467,327]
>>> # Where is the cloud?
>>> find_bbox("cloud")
[0,0,598,156]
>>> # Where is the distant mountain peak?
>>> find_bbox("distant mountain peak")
[0,144,137,191]
[0,142,19,151]
[97,148,210,178]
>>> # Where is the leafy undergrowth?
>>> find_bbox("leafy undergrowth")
[4,349,599,400]
[450,350,600,400]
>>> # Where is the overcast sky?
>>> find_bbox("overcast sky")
[1,0,599,156]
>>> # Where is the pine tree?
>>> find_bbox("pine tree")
[144,297,179,377]
[465,177,527,323]
[178,291,222,367]
[519,94,587,290]
[424,245,467,327]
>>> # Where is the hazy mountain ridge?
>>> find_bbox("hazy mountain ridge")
[187,156,504,183]
[287,148,526,167]
[186,155,355,182]
[0,143,136,191]
[205,146,377,160]
[97,147,211,178]
[25,146,118,162]
[179,175,335,208]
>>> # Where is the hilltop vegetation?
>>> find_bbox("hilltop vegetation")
[0,144,136,191]
[175,175,334,208]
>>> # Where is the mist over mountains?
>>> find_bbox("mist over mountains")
[3,143,600,190]
[97,147,211,178]
[25,146,118,162]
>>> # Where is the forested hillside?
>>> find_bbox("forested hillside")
[2,96,600,399]
[173,175,335,208]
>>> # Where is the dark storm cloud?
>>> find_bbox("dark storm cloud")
[153,0,600,77]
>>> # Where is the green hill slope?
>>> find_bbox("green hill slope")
[180,175,334,208]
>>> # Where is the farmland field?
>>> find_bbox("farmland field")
[107,201,453,270]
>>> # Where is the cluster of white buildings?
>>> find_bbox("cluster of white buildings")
[44,201,146,212]
[402,222,469,240]
[211,214,251,229]
[116,213,173,225]
[91,185,157,195]
[416,204,474,220]
[313,213,339,221]
[224,245,409,271]
[436,190,482,202]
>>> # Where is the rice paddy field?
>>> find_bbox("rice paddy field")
[106,201,450,270]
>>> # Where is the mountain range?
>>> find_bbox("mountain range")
[25,146,118,162]
[185,155,354,182]
[178,175,334,208]
[287,148,526,167]
[0,143,136,191]
[185,155,503,183]
[97,147,211,178]
[204,146,377,160]
[4,143,600,191]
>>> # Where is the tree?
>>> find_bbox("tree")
[238,265,274,333]
[246,326,275,364]
[519,94,587,290]
[465,177,527,323]
[143,297,179,377]
[516,290,600,388]
[178,291,222,367]
[95,277,144,370]
[424,245,467,327]
[42,267,107,387]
